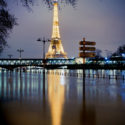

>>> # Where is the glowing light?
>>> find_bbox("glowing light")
[122,53,125,57]
[52,0,60,39]
[48,71,65,125]
[46,0,67,59]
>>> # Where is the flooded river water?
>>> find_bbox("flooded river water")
[0,68,125,125]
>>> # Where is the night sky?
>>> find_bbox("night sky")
[1,0,125,58]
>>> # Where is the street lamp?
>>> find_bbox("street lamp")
[17,48,24,59]
[8,54,13,59]
[37,37,50,59]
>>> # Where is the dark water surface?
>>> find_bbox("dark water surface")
[0,68,125,125]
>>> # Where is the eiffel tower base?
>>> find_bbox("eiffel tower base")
[46,39,67,59]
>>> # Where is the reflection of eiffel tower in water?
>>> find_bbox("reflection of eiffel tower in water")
[46,0,67,59]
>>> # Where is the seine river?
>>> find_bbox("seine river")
[0,68,125,125]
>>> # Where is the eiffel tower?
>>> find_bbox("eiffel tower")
[46,0,67,59]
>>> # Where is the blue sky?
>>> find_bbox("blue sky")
[1,0,125,58]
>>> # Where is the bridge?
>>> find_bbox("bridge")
[0,58,125,70]
[0,58,76,70]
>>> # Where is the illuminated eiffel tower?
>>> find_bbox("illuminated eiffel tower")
[46,0,67,59]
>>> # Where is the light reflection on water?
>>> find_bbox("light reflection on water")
[48,70,65,125]
[0,69,125,125]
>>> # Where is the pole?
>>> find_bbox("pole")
[37,37,50,67]
[37,38,50,59]
[43,38,46,67]
[43,38,45,59]
[17,48,24,59]
[8,54,13,59]
[20,50,21,59]
[83,38,86,64]
[83,69,85,96]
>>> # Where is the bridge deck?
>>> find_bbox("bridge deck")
[0,58,125,70]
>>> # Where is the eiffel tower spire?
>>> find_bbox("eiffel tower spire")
[46,0,67,59]
[52,0,60,39]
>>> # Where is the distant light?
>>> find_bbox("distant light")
[70,57,74,59]
[122,53,125,57]
[105,57,108,60]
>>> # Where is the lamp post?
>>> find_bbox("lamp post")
[17,48,24,59]
[8,54,13,59]
[37,37,50,59]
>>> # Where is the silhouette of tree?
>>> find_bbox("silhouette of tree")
[95,49,103,59]
[0,0,17,54]
[20,0,77,8]
[117,45,125,55]
[111,44,125,57]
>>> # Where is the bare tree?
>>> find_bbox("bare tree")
[20,0,77,8]
[117,45,125,55]
[95,49,103,59]
[112,44,125,57]
[0,0,17,54]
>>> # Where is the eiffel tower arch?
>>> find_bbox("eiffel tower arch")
[46,0,67,59]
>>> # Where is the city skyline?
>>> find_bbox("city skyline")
[1,0,125,58]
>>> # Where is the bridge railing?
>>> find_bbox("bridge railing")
[0,58,76,66]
